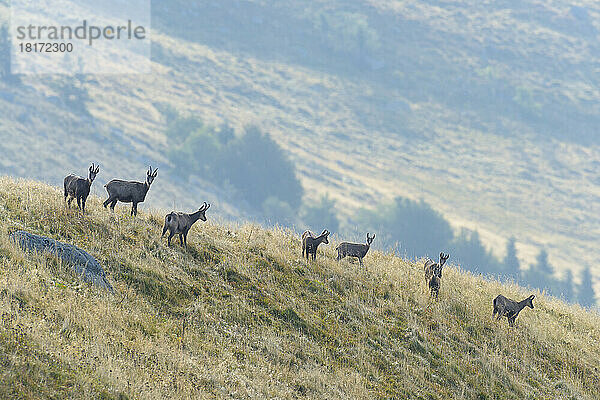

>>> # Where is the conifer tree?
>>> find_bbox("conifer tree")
[577,266,596,308]
[503,236,520,281]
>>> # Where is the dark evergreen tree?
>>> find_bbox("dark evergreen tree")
[535,249,552,275]
[262,196,296,226]
[356,197,454,259]
[301,195,340,233]
[165,116,221,178]
[503,236,520,281]
[450,229,501,275]
[216,126,303,211]
[524,249,560,297]
[577,266,596,308]
[164,115,304,218]
[561,269,574,303]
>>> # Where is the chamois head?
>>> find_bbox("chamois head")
[525,294,535,309]
[439,252,449,267]
[437,252,449,278]
[146,166,158,186]
[320,229,330,244]
[366,233,375,245]
[197,202,211,221]
[88,163,100,182]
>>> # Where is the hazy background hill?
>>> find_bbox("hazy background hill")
[0,0,599,305]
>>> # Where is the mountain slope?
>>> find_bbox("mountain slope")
[0,178,598,399]
[0,0,599,291]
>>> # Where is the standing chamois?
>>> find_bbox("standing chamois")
[336,233,375,268]
[103,166,158,216]
[63,163,99,214]
[429,273,441,298]
[162,202,210,247]
[493,294,535,326]
[301,229,330,261]
[424,252,449,294]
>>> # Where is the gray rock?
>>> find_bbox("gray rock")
[10,230,113,292]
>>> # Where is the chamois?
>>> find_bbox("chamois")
[103,166,158,216]
[162,202,210,246]
[493,294,535,326]
[63,163,99,214]
[336,233,375,268]
[429,273,441,298]
[301,229,330,261]
[424,252,449,287]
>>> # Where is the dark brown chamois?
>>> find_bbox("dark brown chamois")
[63,163,99,214]
[301,229,330,261]
[493,294,535,326]
[424,252,449,293]
[429,273,441,298]
[162,202,210,246]
[336,233,375,268]
[103,166,158,216]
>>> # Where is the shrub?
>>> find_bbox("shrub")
[301,195,340,233]
[215,126,303,211]
[164,116,304,214]
[356,197,453,258]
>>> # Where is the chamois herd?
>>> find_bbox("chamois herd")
[62,163,536,327]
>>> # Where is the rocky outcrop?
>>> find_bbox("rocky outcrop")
[10,230,113,292]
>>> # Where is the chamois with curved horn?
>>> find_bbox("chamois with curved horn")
[162,202,211,246]
[424,252,449,286]
[336,233,375,268]
[64,163,99,214]
[301,229,330,261]
[103,166,158,216]
[493,294,535,326]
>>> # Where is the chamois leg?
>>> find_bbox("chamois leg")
[77,197,82,210]
[179,234,184,246]
[103,196,113,208]
[110,199,117,211]
[167,232,174,246]
[161,225,168,237]
[496,307,505,320]
[81,198,86,214]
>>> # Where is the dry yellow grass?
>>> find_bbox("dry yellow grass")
[0,177,598,399]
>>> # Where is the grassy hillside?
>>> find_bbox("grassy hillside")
[0,178,598,399]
